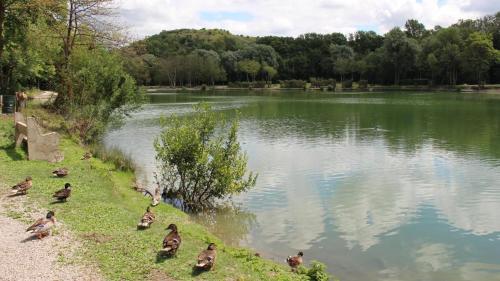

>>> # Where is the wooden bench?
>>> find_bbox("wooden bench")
[15,112,64,162]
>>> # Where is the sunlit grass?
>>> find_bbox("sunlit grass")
[0,112,329,280]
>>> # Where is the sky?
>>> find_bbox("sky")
[117,0,499,39]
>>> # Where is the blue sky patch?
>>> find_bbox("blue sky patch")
[200,11,253,22]
[355,24,379,33]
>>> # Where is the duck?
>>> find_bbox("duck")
[137,206,155,229]
[52,183,72,202]
[52,167,69,178]
[161,224,181,256]
[26,211,56,239]
[152,185,161,206]
[286,251,304,271]
[11,176,33,195]
[195,243,217,271]
[81,152,92,160]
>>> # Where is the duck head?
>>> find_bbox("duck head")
[207,243,216,250]
[297,251,304,257]
[26,176,32,182]
[166,223,178,232]
[65,183,72,189]
[46,211,55,219]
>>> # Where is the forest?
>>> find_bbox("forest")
[123,13,500,87]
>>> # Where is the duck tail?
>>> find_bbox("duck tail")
[137,222,148,228]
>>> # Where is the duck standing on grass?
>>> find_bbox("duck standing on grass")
[81,152,92,160]
[11,176,32,195]
[161,224,181,256]
[195,243,217,271]
[26,211,56,239]
[286,251,304,271]
[137,206,155,229]
[52,168,69,178]
[52,183,72,202]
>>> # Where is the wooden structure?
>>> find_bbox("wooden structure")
[15,112,64,162]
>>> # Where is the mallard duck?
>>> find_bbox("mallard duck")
[152,186,161,206]
[52,183,72,202]
[286,251,304,271]
[26,211,56,239]
[161,224,181,256]
[195,243,217,270]
[81,152,92,160]
[11,176,33,195]
[137,206,155,229]
[52,167,69,178]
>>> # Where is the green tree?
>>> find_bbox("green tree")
[66,46,143,143]
[330,44,354,81]
[382,28,419,84]
[463,32,499,84]
[262,64,277,84]
[431,27,464,85]
[238,59,260,82]
[155,103,257,210]
[405,19,428,39]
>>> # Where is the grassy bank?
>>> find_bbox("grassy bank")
[0,110,331,281]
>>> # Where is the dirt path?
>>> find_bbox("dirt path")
[0,190,102,281]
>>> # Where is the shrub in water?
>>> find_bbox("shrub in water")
[342,79,353,89]
[358,80,368,89]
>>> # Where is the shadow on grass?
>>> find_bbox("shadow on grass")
[155,251,176,263]
[191,266,209,277]
[49,200,66,205]
[20,235,41,243]
[0,145,25,161]
[7,193,26,198]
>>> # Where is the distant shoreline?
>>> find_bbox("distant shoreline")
[145,85,500,94]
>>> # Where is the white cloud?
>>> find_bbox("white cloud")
[116,0,496,38]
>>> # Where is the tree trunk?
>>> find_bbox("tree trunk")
[0,1,6,95]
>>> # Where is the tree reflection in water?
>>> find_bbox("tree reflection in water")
[191,202,257,246]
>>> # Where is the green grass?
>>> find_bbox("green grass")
[0,112,329,281]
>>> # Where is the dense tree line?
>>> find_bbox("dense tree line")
[124,12,500,87]
[0,0,142,143]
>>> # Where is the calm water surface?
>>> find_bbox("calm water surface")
[104,90,500,281]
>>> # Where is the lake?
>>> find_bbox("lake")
[104,90,500,281]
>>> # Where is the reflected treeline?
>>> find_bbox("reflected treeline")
[191,202,257,246]
[207,92,500,160]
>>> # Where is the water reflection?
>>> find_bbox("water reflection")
[192,203,257,246]
[104,91,500,281]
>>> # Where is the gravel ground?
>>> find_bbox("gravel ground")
[0,190,103,281]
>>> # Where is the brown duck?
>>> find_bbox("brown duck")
[11,176,33,195]
[52,168,69,178]
[81,152,92,160]
[286,251,304,271]
[195,243,217,271]
[53,183,72,202]
[137,206,155,229]
[161,224,181,256]
[26,211,56,239]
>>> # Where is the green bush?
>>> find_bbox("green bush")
[358,80,368,89]
[342,79,353,89]
[64,47,143,144]
[310,78,336,88]
[227,81,267,88]
[155,103,257,211]
[280,79,306,88]
[307,261,331,281]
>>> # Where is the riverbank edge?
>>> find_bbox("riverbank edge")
[0,112,331,281]
[145,84,500,94]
